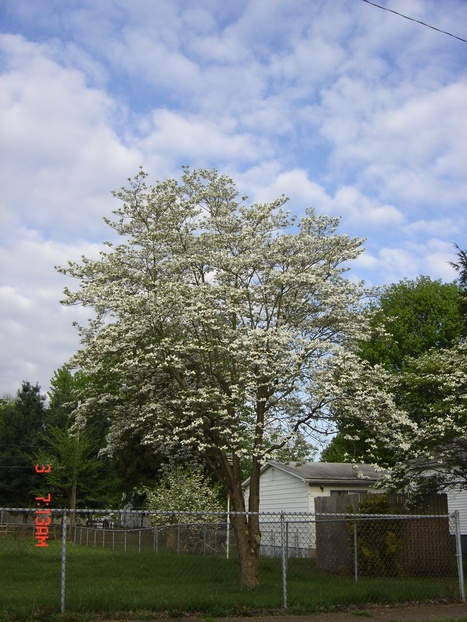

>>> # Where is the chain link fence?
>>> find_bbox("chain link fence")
[0,507,464,616]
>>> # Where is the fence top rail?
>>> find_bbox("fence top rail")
[0,507,454,520]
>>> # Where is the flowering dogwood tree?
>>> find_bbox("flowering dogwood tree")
[58,167,366,586]
[332,341,467,496]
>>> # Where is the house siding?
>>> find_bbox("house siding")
[447,489,467,553]
[244,466,312,555]
[447,490,467,529]
[244,466,378,516]
[244,466,374,556]
[245,465,311,513]
[243,461,467,556]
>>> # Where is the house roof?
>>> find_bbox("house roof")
[243,461,382,488]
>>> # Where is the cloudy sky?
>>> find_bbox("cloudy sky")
[1,0,466,397]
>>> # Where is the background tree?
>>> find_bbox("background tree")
[0,382,47,506]
[389,342,467,493]
[58,167,366,587]
[320,430,358,462]
[46,366,87,429]
[265,428,317,464]
[110,430,168,495]
[43,367,125,508]
[332,342,467,494]
[357,276,465,371]
[323,276,466,463]
[34,426,102,526]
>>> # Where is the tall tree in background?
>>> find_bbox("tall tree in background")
[0,382,46,506]
[110,431,168,494]
[46,366,86,429]
[357,276,465,371]
[322,276,466,463]
[266,428,317,464]
[451,244,467,288]
[45,367,124,508]
[34,426,100,526]
[331,341,467,494]
[58,167,367,587]
[390,341,467,493]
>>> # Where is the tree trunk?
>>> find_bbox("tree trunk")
[227,455,262,588]
[230,511,261,588]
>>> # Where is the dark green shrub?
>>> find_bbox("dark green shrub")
[348,495,403,577]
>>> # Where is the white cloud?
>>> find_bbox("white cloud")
[376,247,420,281]
[332,187,404,228]
[244,169,405,232]
[357,239,459,287]
[0,34,140,241]
[248,168,329,205]
[0,232,103,395]
[402,218,461,238]
[422,239,460,282]
[136,109,269,168]
[319,75,467,206]
[1,0,466,396]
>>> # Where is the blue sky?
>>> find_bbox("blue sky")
[1,0,466,396]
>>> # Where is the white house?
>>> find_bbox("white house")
[243,461,467,554]
[243,461,381,514]
[242,461,381,556]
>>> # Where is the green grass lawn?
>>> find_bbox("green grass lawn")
[0,539,463,620]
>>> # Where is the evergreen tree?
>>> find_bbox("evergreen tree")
[0,382,47,506]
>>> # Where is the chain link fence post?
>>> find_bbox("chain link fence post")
[60,509,67,614]
[454,510,465,601]
[353,518,358,584]
[281,512,288,609]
